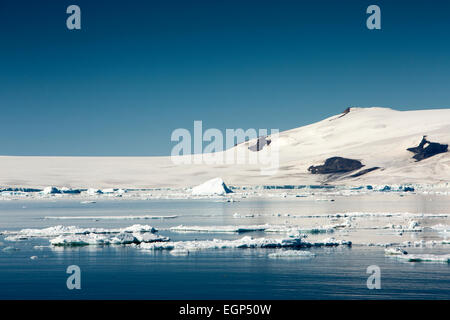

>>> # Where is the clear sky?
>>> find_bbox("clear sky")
[1,0,450,156]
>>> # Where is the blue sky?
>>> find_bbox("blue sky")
[1,0,450,156]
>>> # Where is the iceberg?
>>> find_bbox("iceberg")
[191,178,233,196]
[384,247,408,255]
[138,235,351,251]
[87,188,103,195]
[169,248,190,256]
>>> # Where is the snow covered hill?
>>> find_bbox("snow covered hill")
[1,107,449,188]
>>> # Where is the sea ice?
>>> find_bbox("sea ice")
[384,247,408,255]
[393,253,450,263]
[49,231,169,246]
[44,215,178,220]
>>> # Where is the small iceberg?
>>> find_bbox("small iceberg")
[139,235,351,251]
[191,178,233,196]
[170,224,267,234]
[384,247,408,256]
[50,232,169,246]
[42,187,61,194]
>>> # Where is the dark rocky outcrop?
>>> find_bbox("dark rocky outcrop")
[407,136,448,161]
[248,136,271,152]
[308,157,364,174]
[330,107,353,121]
[338,107,351,118]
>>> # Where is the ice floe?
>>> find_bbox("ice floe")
[138,235,351,251]
[169,225,266,233]
[87,188,103,195]
[169,248,190,256]
[50,232,169,246]
[44,215,178,220]
[384,247,408,255]
[387,252,450,263]
[430,224,450,234]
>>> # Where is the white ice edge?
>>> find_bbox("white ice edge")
[49,232,170,246]
[385,248,450,263]
[169,224,336,234]
[138,236,352,251]
[1,224,158,241]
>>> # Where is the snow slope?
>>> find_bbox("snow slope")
[1,107,449,188]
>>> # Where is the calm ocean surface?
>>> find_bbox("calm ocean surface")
[0,199,449,299]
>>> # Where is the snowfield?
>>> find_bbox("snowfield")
[1,107,449,189]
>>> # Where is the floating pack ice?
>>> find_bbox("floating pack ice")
[169,224,335,234]
[430,224,450,234]
[138,235,351,252]
[2,224,158,241]
[42,186,61,194]
[191,177,233,196]
[45,215,178,220]
[391,253,450,263]
[384,247,408,255]
[170,225,266,233]
[49,232,169,246]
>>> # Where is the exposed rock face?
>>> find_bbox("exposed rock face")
[308,157,364,174]
[348,167,380,178]
[248,136,271,152]
[407,136,448,161]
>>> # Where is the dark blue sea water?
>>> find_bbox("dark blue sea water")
[0,199,449,299]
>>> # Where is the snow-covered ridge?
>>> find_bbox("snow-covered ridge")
[1,107,449,188]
